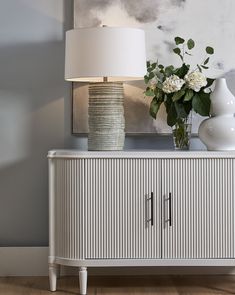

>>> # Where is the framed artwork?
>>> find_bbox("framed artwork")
[72,0,235,135]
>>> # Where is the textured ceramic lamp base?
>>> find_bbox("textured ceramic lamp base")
[88,82,125,151]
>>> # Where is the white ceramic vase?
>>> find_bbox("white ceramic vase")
[199,78,235,150]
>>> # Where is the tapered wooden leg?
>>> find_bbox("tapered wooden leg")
[79,267,87,295]
[49,263,58,291]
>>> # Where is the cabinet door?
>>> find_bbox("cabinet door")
[84,158,161,259]
[162,158,235,259]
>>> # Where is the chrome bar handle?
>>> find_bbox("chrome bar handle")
[169,192,172,227]
[147,192,154,226]
[151,192,153,226]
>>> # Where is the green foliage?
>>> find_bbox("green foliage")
[187,39,195,50]
[173,48,183,61]
[148,72,154,79]
[206,46,214,54]
[175,36,185,45]
[205,78,215,88]
[175,101,188,118]
[174,63,189,78]
[165,65,174,76]
[204,57,210,65]
[197,64,202,72]
[172,89,185,102]
[145,88,155,96]
[144,75,149,84]
[192,92,211,116]
[173,48,181,54]
[149,97,161,119]
[184,89,194,101]
[167,103,177,126]
[144,36,215,128]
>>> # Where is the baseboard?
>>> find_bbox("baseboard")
[1,247,235,276]
[0,247,48,276]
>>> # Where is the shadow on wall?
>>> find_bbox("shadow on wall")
[0,41,66,161]
[0,0,73,246]
[225,70,235,93]
[0,41,65,96]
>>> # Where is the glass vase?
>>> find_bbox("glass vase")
[172,114,192,150]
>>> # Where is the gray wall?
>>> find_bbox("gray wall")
[0,0,206,246]
[0,0,73,246]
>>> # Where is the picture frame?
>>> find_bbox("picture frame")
[72,0,233,135]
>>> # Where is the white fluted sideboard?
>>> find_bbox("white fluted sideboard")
[48,150,235,294]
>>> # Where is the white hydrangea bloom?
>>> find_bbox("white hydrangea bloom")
[184,71,207,92]
[148,76,158,90]
[162,75,185,94]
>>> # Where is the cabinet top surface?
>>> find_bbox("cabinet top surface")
[48,150,235,159]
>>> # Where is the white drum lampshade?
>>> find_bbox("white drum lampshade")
[65,27,146,150]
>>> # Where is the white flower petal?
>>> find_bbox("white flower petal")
[184,71,207,92]
[162,75,185,94]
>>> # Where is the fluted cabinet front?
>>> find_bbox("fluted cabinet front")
[83,158,161,259]
[49,152,235,295]
[53,157,162,260]
[50,153,235,263]
[162,158,235,259]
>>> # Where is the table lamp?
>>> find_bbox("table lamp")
[65,27,146,150]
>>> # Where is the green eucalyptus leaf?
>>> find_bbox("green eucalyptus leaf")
[172,89,185,102]
[165,65,174,77]
[173,47,184,62]
[151,62,157,69]
[201,65,209,69]
[149,72,154,79]
[206,46,214,54]
[149,97,161,119]
[192,92,211,116]
[175,36,185,45]
[174,63,189,78]
[197,64,202,72]
[144,75,149,84]
[187,39,195,50]
[158,64,164,69]
[204,57,210,65]
[185,52,192,56]
[206,78,215,88]
[147,61,151,67]
[173,47,181,55]
[145,88,155,96]
[184,89,194,101]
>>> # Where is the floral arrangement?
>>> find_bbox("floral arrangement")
[144,36,214,149]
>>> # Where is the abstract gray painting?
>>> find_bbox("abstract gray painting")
[73,0,235,134]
